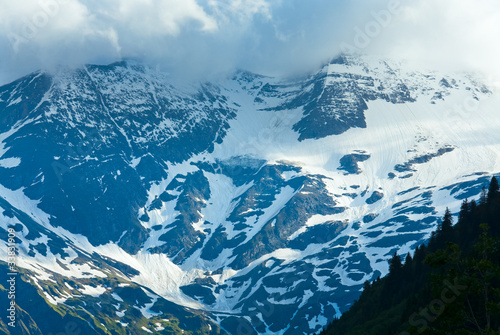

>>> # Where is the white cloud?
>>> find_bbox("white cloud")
[0,0,499,85]
[0,0,221,83]
[367,0,500,80]
[105,0,218,36]
[207,0,273,22]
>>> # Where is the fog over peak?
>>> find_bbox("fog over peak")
[0,0,499,85]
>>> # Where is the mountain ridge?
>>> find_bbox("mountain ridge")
[1,55,499,334]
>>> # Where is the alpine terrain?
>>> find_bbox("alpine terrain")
[0,54,499,334]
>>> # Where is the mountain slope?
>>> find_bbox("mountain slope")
[320,178,500,335]
[0,55,499,334]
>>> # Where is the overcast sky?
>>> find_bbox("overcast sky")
[0,0,499,85]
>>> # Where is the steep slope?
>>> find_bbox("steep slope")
[0,55,499,334]
[0,61,236,253]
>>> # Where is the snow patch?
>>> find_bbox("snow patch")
[0,157,21,168]
[79,285,106,297]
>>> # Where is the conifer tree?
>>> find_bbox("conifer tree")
[441,207,453,235]
[404,252,412,266]
[480,186,488,204]
[487,177,500,236]
[488,176,500,202]
[389,252,402,274]
[458,198,469,223]
[363,280,370,291]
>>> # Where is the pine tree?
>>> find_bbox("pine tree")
[413,245,426,270]
[389,252,402,274]
[429,230,437,248]
[434,208,454,248]
[457,199,470,245]
[404,252,412,266]
[488,176,500,202]
[480,186,488,204]
[458,198,469,223]
[441,207,453,237]
[403,253,414,283]
[363,280,370,291]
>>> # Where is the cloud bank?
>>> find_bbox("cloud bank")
[0,0,499,85]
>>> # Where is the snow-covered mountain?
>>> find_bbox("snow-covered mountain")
[1,55,499,334]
